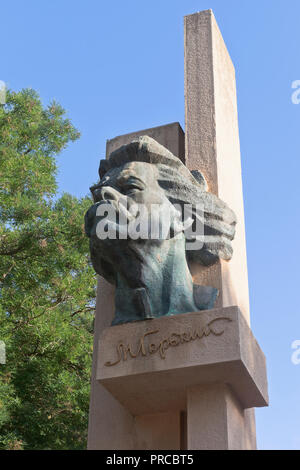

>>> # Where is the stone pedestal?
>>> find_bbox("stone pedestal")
[187,384,256,450]
[95,307,267,450]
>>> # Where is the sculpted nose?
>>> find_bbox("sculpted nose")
[100,186,120,202]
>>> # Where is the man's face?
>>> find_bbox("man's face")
[87,161,183,242]
[93,161,168,208]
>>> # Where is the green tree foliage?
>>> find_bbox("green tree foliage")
[0,89,96,449]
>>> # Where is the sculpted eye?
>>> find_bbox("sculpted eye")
[123,183,143,194]
[116,175,146,195]
[121,178,145,194]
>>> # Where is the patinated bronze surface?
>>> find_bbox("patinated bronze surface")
[85,136,236,325]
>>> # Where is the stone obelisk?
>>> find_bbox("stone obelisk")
[184,9,255,449]
[87,10,268,450]
[184,10,250,321]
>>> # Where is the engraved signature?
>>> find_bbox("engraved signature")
[104,316,232,367]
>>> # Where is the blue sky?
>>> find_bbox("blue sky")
[1,0,300,450]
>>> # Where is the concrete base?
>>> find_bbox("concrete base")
[97,307,268,413]
[187,384,256,450]
[92,307,267,450]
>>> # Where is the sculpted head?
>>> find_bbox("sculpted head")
[85,136,236,325]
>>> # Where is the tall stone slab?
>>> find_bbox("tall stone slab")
[184,9,257,449]
[87,123,185,450]
[184,10,250,323]
[105,122,185,163]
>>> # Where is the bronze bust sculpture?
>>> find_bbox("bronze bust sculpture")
[85,136,236,325]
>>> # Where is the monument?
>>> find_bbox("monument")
[85,10,268,450]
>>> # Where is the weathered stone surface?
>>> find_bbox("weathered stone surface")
[85,136,237,325]
[187,384,254,450]
[105,122,185,163]
[184,10,250,322]
[97,306,268,415]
